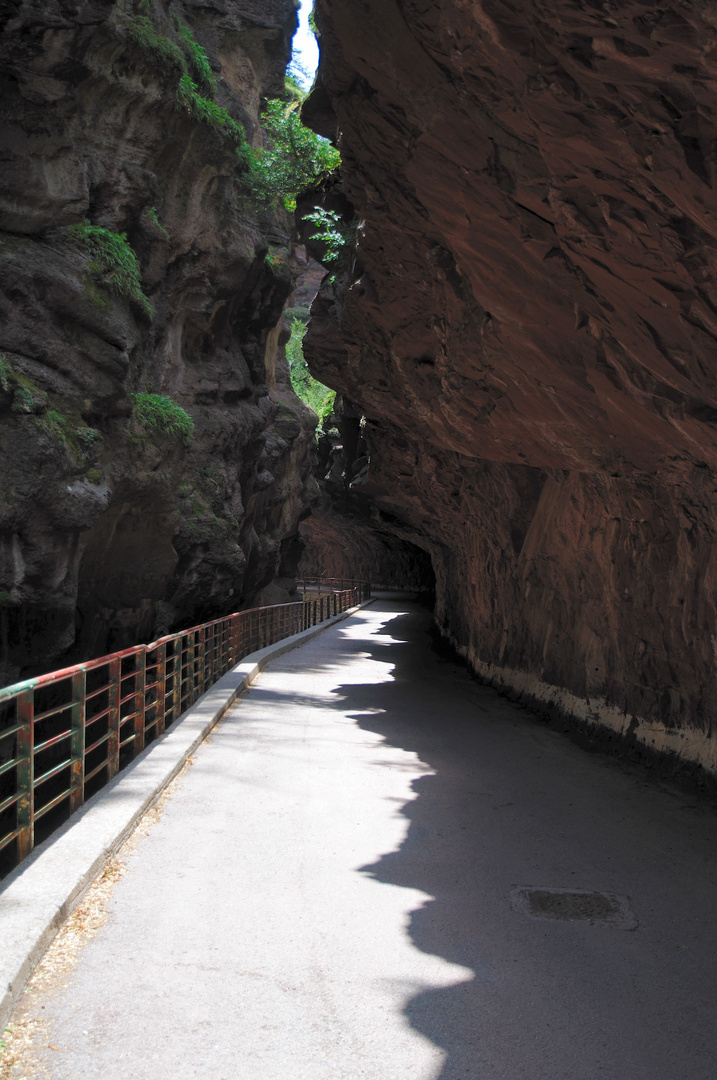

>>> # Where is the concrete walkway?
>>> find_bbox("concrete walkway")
[6,598,717,1079]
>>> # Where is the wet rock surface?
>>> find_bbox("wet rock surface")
[0,0,317,680]
[304,0,717,774]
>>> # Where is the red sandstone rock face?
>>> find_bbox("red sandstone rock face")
[304,0,717,773]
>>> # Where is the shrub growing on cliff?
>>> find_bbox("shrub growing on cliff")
[131,393,194,446]
[77,426,102,447]
[145,205,170,240]
[176,75,247,147]
[0,357,51,415]
[286,318,334,422]
[123,12,334,207]
[172,17,215,89]
[125,12,241,156]
[67,222,154,318]
[10,386,34,414]
[125,13,214,91]
[302,207,356,264]
[245,99,340,211]
[125,15,186,71]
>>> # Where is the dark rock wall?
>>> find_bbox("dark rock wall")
[297,397,435,590]
[0,0,319,681]
[298,501,434,590]
[304,0,717,775]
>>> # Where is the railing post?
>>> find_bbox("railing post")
[197,627,206,698]
[16,689,34,863]
[107,656,120,778]
[237,613,245,664]
[202,626,211,689]
[222,619,230,675]
[230,614,239,666]
[172,638,182,721]
[69,668,86,813]
[133,652,147,757]
[155,643,167,736]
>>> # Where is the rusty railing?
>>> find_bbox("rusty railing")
[0,580,371,877]
[296,576,369,596]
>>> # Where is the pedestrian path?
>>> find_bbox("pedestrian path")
[4,598,717,1079]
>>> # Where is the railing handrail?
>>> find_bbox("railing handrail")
[0,601,316,701]
[0,580,371,876]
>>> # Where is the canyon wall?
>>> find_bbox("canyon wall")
[304,0,717,776]
[0,0,318,681]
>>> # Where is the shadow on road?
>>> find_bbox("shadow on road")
[320,599,717,1080]
[331,602,516,1079]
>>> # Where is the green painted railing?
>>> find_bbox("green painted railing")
[0,580,371,877]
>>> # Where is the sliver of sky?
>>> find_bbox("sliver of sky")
[292,0,319,89]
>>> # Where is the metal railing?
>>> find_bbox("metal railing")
[0,580,370,877]
[296,576,368,596]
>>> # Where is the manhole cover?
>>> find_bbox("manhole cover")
[509,886,637,929]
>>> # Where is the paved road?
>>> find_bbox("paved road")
[9,598,717,1079]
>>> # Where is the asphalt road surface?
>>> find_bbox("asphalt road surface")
[9,598,717,1079]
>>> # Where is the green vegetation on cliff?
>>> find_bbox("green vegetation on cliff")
[131,393,195,446]
[172,16,215,89]
[302,207,356,264]
[121,8,340,424]
[286,318,334,422]
[67,222,154,318]
[0,355,48,416]
[176,74,247,150]
[125,15,186,71]
[0,355,106,468]
[247,100,339,211]
[126,12,214,89]
[123,10,338,212]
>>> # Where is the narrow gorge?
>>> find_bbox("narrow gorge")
[2,0,717,785]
